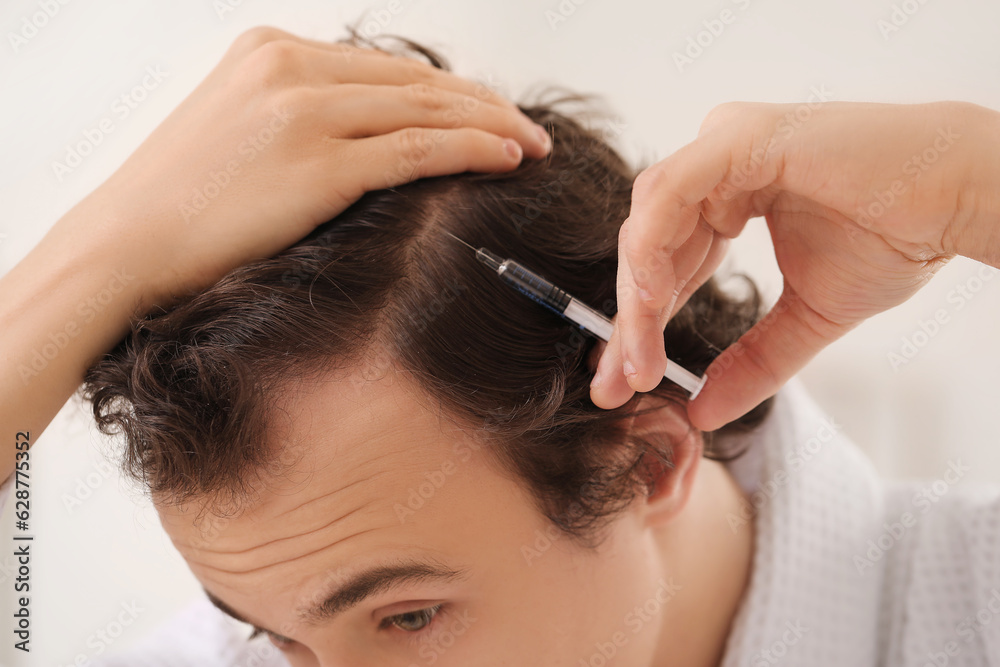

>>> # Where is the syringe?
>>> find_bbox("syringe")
[444,231,706,398]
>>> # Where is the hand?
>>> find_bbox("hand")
[57,26,551,312]
[0,26,551,479]
[591,100,1000,430]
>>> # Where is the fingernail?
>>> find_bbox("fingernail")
[590,367,603,389]
[638,288,655,303]
[623,358,637,378]
[535,125,551,152]
[504,138,522,161]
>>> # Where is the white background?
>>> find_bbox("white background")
[1,0,999,664]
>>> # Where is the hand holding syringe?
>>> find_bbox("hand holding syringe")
[445,231,706,398]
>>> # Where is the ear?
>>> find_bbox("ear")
[629,396,704,528]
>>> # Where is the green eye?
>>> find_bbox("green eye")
[383,603,444,632]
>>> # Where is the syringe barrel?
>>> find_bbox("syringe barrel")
[498,260,572,313]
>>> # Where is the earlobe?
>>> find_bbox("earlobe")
[629,399,704,528]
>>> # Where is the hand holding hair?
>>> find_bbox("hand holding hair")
[0,26,550,482]
[590,101,1000,430]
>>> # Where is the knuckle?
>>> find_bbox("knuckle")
[701,102,746,133]
[397,127,433,166]
[632,163,667,200]
[403,58,436,83]
[270,87,313,120]
[619,223,644,263]
[232,26,290,53]
[618,219,635,253]
[405,82,445,111]
[243,39,302,86]
[255,38,301,66]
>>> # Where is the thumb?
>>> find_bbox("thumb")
[686,284,856,431]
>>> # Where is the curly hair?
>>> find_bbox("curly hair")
[80,36,772,550]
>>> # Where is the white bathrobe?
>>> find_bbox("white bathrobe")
[719,382,1000,666]
[3,381,998,665]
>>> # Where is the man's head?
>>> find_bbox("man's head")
[82,42,769,665]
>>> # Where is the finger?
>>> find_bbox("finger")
[321,83,550,159]
[668,232,730,319]
[222,26,394,66]
[616,219,669,392]
[617,214,718,393]
[590,316,637,410]
[168,28,373,134]
[592,231,729,409]
[240,42,549,158]
[324,50,523,114]
[659,216,716,315]
[337,126,525,200]
[624,133,747,311]
[687,284,855,431]
[250,40,525,117]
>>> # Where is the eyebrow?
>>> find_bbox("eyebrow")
[204,557,470,636]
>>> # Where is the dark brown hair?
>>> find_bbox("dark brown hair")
[80,36,771,549]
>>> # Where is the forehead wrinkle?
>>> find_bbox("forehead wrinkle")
[189,523,386,576]
[262,433,440,525]
[269,467,392,519]
[176,500,378,574]
[197,500,376,556]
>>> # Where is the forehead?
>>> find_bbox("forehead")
[156,362,535,611]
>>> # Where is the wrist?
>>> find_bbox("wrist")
[52,193,171,317]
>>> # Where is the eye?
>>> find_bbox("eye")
[248,626,294,648]
[380,603,444,633]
